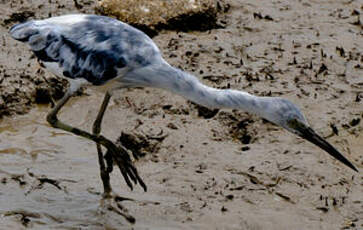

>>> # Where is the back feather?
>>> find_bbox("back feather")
[9,15,160,85]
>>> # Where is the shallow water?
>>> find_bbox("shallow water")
[0,106,101,228]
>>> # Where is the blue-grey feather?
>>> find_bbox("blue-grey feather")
[9,21,37,42]
[226,94,239,106]
[9,15,160,86]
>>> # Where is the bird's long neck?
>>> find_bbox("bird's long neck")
[138,62,268,118]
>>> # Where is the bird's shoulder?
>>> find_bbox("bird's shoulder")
[11,14,161,85]
[41,14,160,60]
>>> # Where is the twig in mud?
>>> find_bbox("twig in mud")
[4,209,41,227]
[275,192,295,204]
[38,177,62,190]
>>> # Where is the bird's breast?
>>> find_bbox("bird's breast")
[42,61,66,79]
[88,75,125,93]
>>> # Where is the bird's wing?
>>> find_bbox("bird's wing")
[9,15,160,85]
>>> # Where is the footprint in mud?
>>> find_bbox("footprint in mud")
[215,111,259,145]
[1,169,72,194]
[3,209,41,227]
[188,101,219,119]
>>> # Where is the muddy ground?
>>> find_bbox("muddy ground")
[0,0,362,229]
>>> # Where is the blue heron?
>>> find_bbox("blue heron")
[9,14,357,201]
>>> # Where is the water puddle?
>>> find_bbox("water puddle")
[0,105,132,228]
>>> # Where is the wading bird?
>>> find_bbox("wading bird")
[10,14,357,204]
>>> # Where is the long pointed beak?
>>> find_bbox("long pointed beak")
[294,122,358,172]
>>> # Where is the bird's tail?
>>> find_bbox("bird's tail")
[9,21,55,53]
[9,21,38,42]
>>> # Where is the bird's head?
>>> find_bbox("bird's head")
[260,97,358,172]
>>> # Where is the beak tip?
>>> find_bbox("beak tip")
[296,125,359,173]
[350,165,359,173]
[332,152,358,173]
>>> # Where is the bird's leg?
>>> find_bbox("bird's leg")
[92,92,143,223]
[92,91,112,197]
[46,88,147,192]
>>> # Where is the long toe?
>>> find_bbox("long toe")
[109,143,147,191]
[104,150,114,173]
[99,194,136,224]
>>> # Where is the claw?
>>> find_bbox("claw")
[107,142,146,191]
[115,202,136,223]
[131,165,147,192]
[137,173,147,192]
[119,166,133,190]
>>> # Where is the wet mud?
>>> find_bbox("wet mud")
[0,0,362,229]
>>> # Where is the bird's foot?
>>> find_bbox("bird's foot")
[98,192,136,224]
[104,142,147,192]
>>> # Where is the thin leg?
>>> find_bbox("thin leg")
[92,92,112,197]
[90,92,136,223]
[46,88,147,192]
